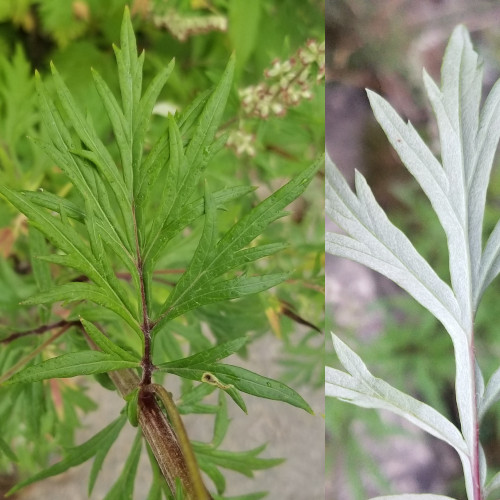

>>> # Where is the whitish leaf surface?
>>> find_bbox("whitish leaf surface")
[327,335,467,456]
[326,153,475,460]
[324,23,500,500]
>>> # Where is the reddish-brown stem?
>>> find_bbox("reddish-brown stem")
[72,268,185,284]
[103,366,206,499]
[138,256,153,386]
[132,203,154,387]
[0,323,74,384]
[0,320,79,344]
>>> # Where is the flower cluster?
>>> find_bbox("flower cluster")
[152,10,227,41]
[226,39,324,157]
[226,128,256,157]
[239,39,325,120]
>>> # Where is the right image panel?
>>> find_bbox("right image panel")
[325,2,500,500]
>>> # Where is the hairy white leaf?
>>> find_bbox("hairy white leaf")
[324,23,500,500]
[326,154,475,458]
[326,334,468,457]
[326,156,462,335]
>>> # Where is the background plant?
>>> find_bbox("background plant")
[326,25,500,500]
[0,3,324,499]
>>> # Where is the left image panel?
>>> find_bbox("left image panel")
[0,2,325,499]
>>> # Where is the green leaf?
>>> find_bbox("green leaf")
[0,185,103,285]
[7,414,127,495]
[144,56,236,261]
[0,436,18,462]
[225,386,247,414]
[154,157,322,329]
[161,273,288,326]
[158,336,248,367]
[214,158,322,263]
[91,66,132,191]
[146,185,256,265]
[125,387,140,428]
[38,0,87,46]
[80,317,139,362]
[49,62,135,248]
[0,184,136,323]
[201,461,226,494]
[194,442,284,477]
[213,391,230,448]
[34,72,133,259]
[88,413,129,495]
[183,55,235,194]
[145,115,184,251]
[22,282,139,332]
[29,225,52,323]
[134,59,175,190]
[29,226,51,291]
[228,0,261,78]
[103,429,142,500]
[22,190,85,221]
[4,351,139,385]
[158,362,312,413]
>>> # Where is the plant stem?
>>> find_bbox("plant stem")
[470,334,482,500]
[130,200,209,497]
[0,324,72,384]
[138,386,194,496]
[0,320,79,344]
[105,367,210,500]
[138,256,153,386]
[133,202,154,387]
[151,383,211,500]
